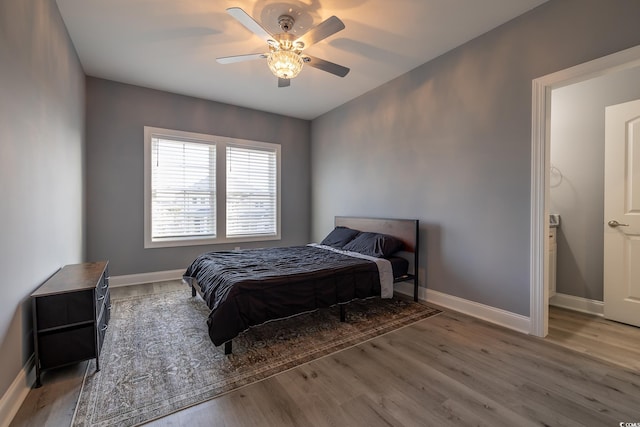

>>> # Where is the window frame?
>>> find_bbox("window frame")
[144,126,281,248]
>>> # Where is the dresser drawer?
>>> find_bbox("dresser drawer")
[38,324,97,369]
[35,290,94,330]
[97,289,111,321]
[96,272,109,301]
[98,317,108,351]
[97,290,111,350]
[96,287,109,316]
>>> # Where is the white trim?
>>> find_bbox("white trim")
[0,356,35,427]
[395,283,530,334]
[530,77,550,338]
[109,269,184,287]
[550,293,604,316]
[530,44,640,338]
[395,281,428,301]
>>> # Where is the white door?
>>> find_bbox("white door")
[604,99,640,327]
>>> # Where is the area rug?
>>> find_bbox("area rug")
[71,288,441,426]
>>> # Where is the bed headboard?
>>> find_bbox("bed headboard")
[335,216,418,253]
[334,216,420,301]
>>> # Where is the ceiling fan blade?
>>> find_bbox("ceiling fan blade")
[278,78,291,88]
[226,7,275,44]
[216,53,267,64]
[294,16,345,49]
[303,55,350,77]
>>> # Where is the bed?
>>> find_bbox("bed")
[183,216,419,354]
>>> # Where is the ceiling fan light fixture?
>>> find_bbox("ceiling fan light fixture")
[267,50,303,79]
[219,8,349,87]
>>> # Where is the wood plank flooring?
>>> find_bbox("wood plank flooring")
[546,305,640,371]
[10,284,640,427]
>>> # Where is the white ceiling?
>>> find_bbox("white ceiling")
[56,0,547,120]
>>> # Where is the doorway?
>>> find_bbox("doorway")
[548,70,640,315]
[530,44,640,337]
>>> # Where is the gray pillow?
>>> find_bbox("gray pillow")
[342,232,403,258]
[320,226,360,248]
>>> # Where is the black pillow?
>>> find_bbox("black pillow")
[320,226,360,248]
[342,232,404,258]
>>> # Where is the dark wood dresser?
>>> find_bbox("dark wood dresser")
[31,261,110,387]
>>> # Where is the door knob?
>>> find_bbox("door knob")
[608,220,629,228]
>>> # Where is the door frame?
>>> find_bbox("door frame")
[529,44,640,337]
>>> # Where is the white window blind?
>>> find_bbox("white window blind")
[226,145,277,237]
[144,126,280,248]
[151,137,216,240]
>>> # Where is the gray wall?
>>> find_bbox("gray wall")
[0,0,85,397]
[550,66,640,301]
[310,0,640,316]
[85,78,311,276]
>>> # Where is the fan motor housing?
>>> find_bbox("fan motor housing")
[278,15,295,32]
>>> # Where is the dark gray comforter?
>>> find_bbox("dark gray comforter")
[183,245,381,346]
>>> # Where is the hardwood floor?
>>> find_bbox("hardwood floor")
[546,305,640,371]
[10,285,640,427]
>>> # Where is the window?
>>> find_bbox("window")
[226,145,278,237]
[144,127,280,248]
[151,137,216,240]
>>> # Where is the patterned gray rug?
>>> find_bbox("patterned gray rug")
[72,288,441,426]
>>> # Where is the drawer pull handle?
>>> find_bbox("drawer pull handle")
[97,295,105,301]
[107,305,112,310]
[102,283,108,289]
[101,324,108,332]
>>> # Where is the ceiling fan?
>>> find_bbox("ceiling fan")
[217,7,350,87]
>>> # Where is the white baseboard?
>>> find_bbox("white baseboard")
[394,281,428,301]
[550,292,604,316]
[0,356,35,427]
[109,269,184,287]
[395,282,531,334]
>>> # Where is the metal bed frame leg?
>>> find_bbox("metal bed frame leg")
[224,341,232,355]
[414,219,420,302]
